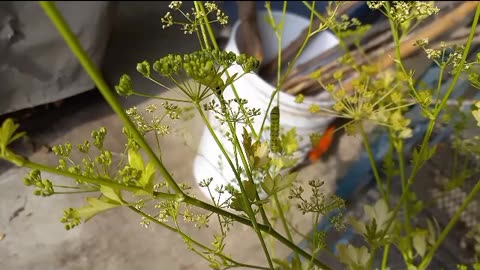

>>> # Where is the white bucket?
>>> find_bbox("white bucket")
[193,11,339,200]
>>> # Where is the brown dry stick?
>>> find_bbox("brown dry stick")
[237,1,264,62]
[286,1,479,95]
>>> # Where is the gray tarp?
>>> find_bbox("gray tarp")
[0,1,115,115]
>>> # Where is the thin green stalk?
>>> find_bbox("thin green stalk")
[273,194,301,263]
[53,190,98,195]
[417,177,480,270]
[434,3,480,117]
[386,2,404,71]
[53,184,92,189]
[39,1,184,196]
[367,247,379,270]
[18,158,178,200]
[196,1,218,50]
[183,195,332,270]
[227,116,272,228]
[381,244,390,270]
[383,2,480,234]
[305,1,361,73]
[381,123,437,234]
[434,64,447,107]
[277,1,317,87]
[206,185,226,236]
[358,122,388,200]
[129,206,270,270]
[194,103,274,269]
[133,91,192,103]
[307,212,322,270]
[194,2,211,50]
[384,133,395,206]
[396,140,412,253]
[196,1,259,140]
[275,2,288,85]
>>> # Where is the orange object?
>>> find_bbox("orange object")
[309,124,336,162]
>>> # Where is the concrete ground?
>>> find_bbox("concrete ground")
[0,2,366,270]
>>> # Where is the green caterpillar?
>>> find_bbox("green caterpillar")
[270,106,281,153]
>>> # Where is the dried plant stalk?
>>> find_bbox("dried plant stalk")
[285,1,479,95]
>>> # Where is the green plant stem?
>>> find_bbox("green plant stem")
[434,64,447,106]
[196,1,217,50]
[275,2,288,85]
[255,0,280,133]
[194,103,274,269]
[273,194,301,263]
[385,133,395,206]
[367,247,379,270]
[228,124,272,228]
[129,206,270,270]
[53,190,97,195]
[279,1,317,88]
[196,1,259,140]
[258,1,319,138]
[17,158,177,200]
[194,2,211,50]
[396,140,412,252]
[383,2,480,236]
[358,122,387,200]
[434,27,479,116]
[386,2,405,71]
[39,1,185,196]
[183,195,332,269]
[307,212,324,269]
[417,177,480,270]
[381,244,390,270]
[388,5,415,246]
[133,92,192,103]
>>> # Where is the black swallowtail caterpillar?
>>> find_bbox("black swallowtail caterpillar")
[270,106,282,153]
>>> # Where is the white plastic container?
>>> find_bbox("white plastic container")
[193,11,339,200]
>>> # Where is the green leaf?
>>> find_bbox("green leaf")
[75,197,121,222]
[253,198,270,206]
[128,149,144,170]
[291,256,301,270]
[337,243,370,268]
[397,237,410,255]
[426,218,437,245]
[364,199,391,232]
[252,141,271,168]
[281,128,298,155]
[413,229,427,258]
[229,195,245,212]
[242,127,253,157]
[272,258,291,270]
[138,161,156,193]
[350,216,367,235]
[100,185,124,204]
[0,118,26,155]
[261,173,275,195]
[277,172,298,191]
[272,156,298,170]
[243,180,257,202]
